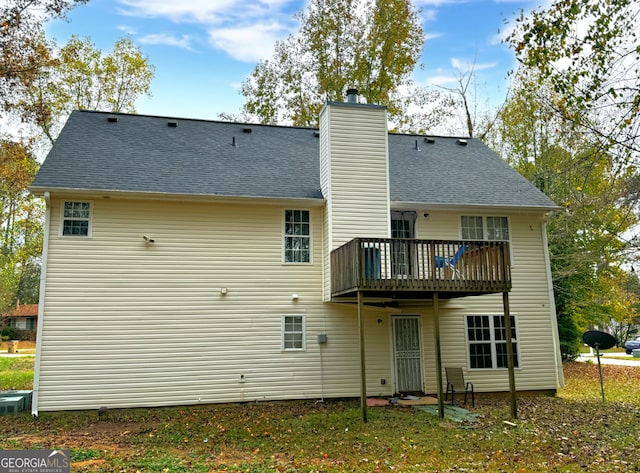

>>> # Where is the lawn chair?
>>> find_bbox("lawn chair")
[445,367,474,407]
[435,245,466,279]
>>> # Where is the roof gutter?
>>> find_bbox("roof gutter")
[31,191,51,417]
[28,187,326,207]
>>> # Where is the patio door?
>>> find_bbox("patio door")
[393,316,423,393]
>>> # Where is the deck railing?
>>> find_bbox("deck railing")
[330,238,511,298]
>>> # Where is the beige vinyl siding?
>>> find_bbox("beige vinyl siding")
[412,210,561,393]
[36,196,394,411]
[320,103,390,250]
[320,102,390,300]
[319,109,332,301]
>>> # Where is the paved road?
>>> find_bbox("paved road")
[577,353,640,366]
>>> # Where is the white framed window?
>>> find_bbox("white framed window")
[461,216,509,241]
[284,209,310,263]
[282,315,305,351]
[466,314,519,369]
[61,201,92,237]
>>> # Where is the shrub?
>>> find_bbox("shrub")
[557,314,581,360]
[1,327,18,340]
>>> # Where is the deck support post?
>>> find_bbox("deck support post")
[433,292,445,419]
[358,291,368,422]
[503,291,517,419]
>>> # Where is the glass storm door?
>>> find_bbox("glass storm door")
[393,316,423,393]
[391,211,416,277]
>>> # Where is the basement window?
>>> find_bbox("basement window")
[283,315,305,351]
[61,201,92,237]
[466,314,519,369]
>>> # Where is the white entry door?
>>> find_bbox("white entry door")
[393,316,423,393]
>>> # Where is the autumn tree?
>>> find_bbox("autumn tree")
[241,0,423,127]
[0,139,41,312]
[1,0,87,117]
[1,1,154,311]
[20,36,154,144]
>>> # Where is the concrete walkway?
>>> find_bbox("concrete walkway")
[0,351,35,358]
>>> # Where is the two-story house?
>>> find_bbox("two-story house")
[29,92,562,415]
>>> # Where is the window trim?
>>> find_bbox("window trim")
[60,200,93,237]
[282,314,306,351]
[465,314,520,370]
[283,209,312,264]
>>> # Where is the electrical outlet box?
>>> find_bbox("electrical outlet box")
[317,334,327,344]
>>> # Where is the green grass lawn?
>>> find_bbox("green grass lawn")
[1,359,638,472]
[0,357,34,390]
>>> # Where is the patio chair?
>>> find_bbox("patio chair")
[435,245,466,279]
[445,367,474,407]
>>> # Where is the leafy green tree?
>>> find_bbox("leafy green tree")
[508,0,640,161]
[489,70,639,358]
[241,0,423,126]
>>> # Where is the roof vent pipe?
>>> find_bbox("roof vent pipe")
[346,88,359,103]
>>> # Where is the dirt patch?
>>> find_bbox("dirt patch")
[71,459,106,471]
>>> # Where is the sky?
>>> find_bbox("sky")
[45,0,544,124]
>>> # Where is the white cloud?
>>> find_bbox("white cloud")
[116,0,294,24]
[208,22,287,62]
[424,32,444,41]
[451,57,497,72]
[426,74,459,87]
[414,0,470,6]
[116,0,249,24]
[138,33,193,50]
[114,0,298,62]
[421,8,438,22]
[117,24,138,35]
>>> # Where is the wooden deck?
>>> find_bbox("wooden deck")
[330,238,511,300]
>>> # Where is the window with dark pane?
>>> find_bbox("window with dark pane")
[283,315,304,350]
[467,314,518,369]
[461,216,484,240]
[496,342,519,368]
[62,201,91,236]
[470,343,492,368]
[487,216,509,241]
[284,210,310,263]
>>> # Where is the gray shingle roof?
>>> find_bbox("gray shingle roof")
[31,110,557,209]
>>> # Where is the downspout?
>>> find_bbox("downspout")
[541,218,564,387]
[31,192,51,416]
